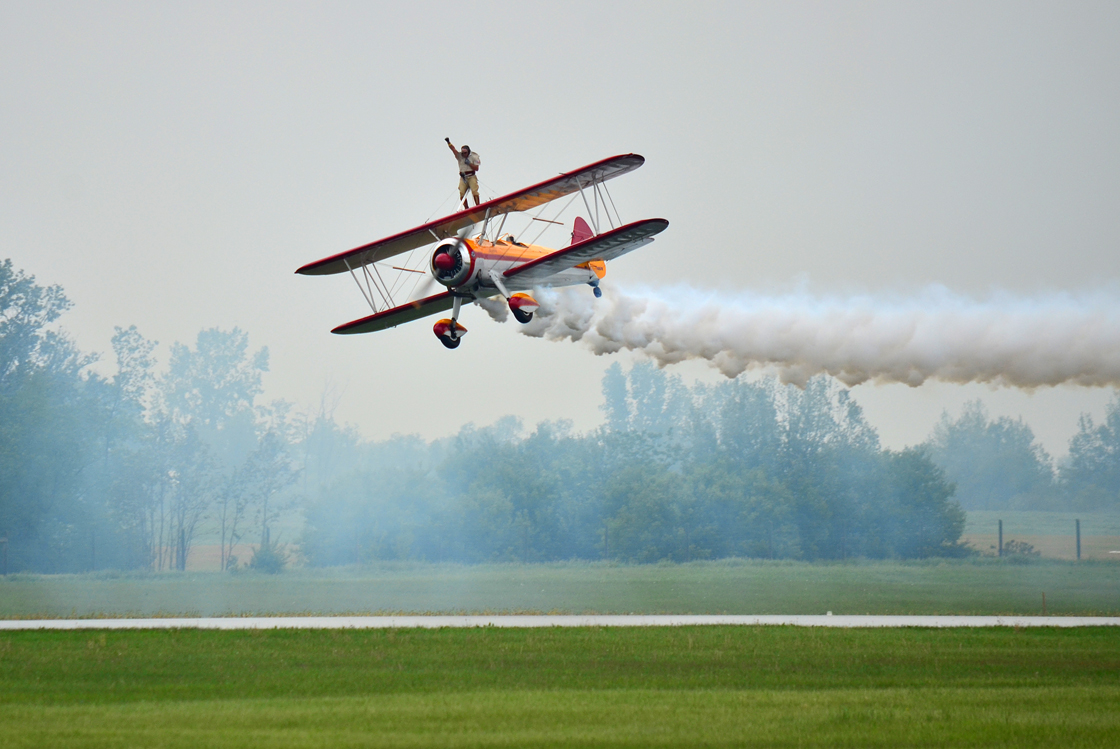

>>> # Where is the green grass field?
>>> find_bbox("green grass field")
[1,626,1118,747]
[3,558,1119,618]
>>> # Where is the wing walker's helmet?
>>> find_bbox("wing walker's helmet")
[461,145,470,155]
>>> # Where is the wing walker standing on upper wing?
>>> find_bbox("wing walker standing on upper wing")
[446,137,481,209]
[296,150,668,349]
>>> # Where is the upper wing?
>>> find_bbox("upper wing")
[504,219,669,285]
[331,291,455,335]
[297,154,645,276]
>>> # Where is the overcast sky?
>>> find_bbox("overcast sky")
[3,1,1118,456]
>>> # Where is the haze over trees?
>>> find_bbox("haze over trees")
[924,401,1056,510]
[1,258,1117,572]
[0,260,297,572]
[301,365,968,564]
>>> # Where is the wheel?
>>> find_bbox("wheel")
[592,286,602,298]
[439,335,461,349]
[512,308,534,324]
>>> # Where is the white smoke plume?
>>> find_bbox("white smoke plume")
[520,285,1120,388]
[473,295,509,323]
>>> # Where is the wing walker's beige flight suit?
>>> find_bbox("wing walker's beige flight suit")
[449,143,481,207]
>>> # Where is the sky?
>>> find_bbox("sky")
[2,1,1119,458]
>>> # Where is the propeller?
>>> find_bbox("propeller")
[451,222,473,251]
[411,223,474,303]
[411,273,439,302]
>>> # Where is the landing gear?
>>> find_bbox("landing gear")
[433,311,467,349]
[590,280,603,298]
[497,281,539,325]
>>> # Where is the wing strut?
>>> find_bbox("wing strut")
[344,257,379,312]
[576,177,598,234]
[600,180,624,228]
[371,263,396,308]
[344,256,397,314]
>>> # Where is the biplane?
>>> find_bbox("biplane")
[296,153,668,348]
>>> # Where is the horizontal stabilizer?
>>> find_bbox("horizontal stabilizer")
[504,218,668,285]
[332,291,455,335]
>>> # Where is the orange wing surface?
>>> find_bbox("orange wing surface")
[296,154,645,276]
[332,291,456,335]
[504,219,669,285]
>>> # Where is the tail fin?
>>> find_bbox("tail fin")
[570,216,594,246]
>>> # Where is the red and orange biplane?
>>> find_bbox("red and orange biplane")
[296,153,668,348]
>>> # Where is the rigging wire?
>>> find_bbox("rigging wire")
[357,166,620,307]
[525,191,580,249]
[423,188,459,223]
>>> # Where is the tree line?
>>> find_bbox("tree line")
[303,370,969,564]
[0,260,297,572]
[2,258,1118,572]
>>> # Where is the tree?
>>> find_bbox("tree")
[716,378,781,475]
[604,462,685,562]
[876,447,966,558]
[164,426,218,571]
[76,326,160,571]
[926,401,1054,510]
[0,260,103,571]
[600,362,630,433]
[0,259,72,393]
[775,377,880,559]
[163,327,268,433]
[161,328,273,570]
[1062,396,1120,510]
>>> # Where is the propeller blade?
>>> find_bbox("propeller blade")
[412,274,439,300]
[453,223,472,251]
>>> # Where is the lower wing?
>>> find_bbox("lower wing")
[504,219,669,285]
[332,291,455,335]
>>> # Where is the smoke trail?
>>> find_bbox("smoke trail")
[520,285,1120,388]
[473,295,509,323]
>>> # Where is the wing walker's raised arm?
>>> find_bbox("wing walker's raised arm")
[296,153,645,276]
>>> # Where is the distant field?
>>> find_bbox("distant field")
[170,511,1120,570]
[962,510,1120,560]
[964,510,1120,536]
[1,627,1117,747]
[3,559,1119,618]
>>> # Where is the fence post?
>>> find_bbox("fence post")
[998,519,1003,557]
[1076,519,1081,561]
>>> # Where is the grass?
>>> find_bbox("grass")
[1,627,1118,747]
[2,558,1120,618]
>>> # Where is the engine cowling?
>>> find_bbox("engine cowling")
[429,238,475,288]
